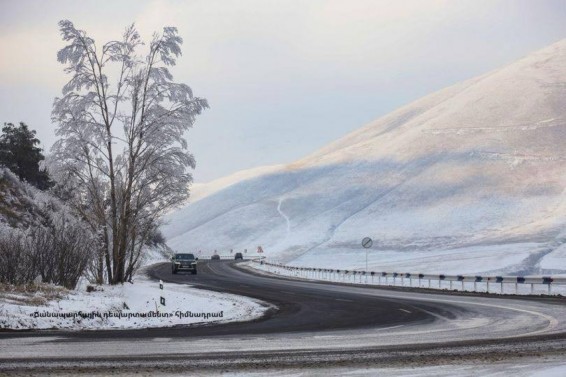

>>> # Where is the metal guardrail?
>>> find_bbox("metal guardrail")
[253,261,566,295]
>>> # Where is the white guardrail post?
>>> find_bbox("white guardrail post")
[252,260,565,296]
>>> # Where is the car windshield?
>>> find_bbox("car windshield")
[175,254,195,260]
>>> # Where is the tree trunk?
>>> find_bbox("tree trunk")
[96,247,104,285]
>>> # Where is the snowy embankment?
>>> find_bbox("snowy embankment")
[0,265,268,330]
[246,260,566,296]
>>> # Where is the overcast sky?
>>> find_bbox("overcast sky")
[1,0,565,182]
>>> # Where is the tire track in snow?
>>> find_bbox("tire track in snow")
[277,198,291,236]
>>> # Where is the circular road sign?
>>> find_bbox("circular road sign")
[362,237,373,249]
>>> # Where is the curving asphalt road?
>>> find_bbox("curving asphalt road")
[1,259,566,374]
[146,259,437,336]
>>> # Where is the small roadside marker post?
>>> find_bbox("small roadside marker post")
[159,280,165,307]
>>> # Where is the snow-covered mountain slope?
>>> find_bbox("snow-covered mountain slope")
[164,39,566,275]
[188,164,284,204]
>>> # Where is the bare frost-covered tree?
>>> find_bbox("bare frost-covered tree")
[51,20,208,284]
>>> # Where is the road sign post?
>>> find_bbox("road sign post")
[361,237,373,281]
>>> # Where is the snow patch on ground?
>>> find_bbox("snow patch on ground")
[0,266,268,330]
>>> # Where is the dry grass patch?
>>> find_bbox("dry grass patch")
[0,282,69,306]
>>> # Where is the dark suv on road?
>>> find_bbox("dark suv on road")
[234,252,243,260]
[171,253,198,274]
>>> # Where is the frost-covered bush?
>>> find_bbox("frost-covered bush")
[0,227,34,285]
[0,218,95,289]
[28,211,96,289]
[0,167,97,289]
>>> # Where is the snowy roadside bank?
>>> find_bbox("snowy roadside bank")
[0,264,269,330]
[245,260,566,296]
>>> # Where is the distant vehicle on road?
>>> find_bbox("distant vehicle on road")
[211,254,220,261]
[171,253,198,274]
[234,252,243,260]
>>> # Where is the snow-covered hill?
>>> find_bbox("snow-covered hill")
[164,40,566,275]
[187,164,284,204]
